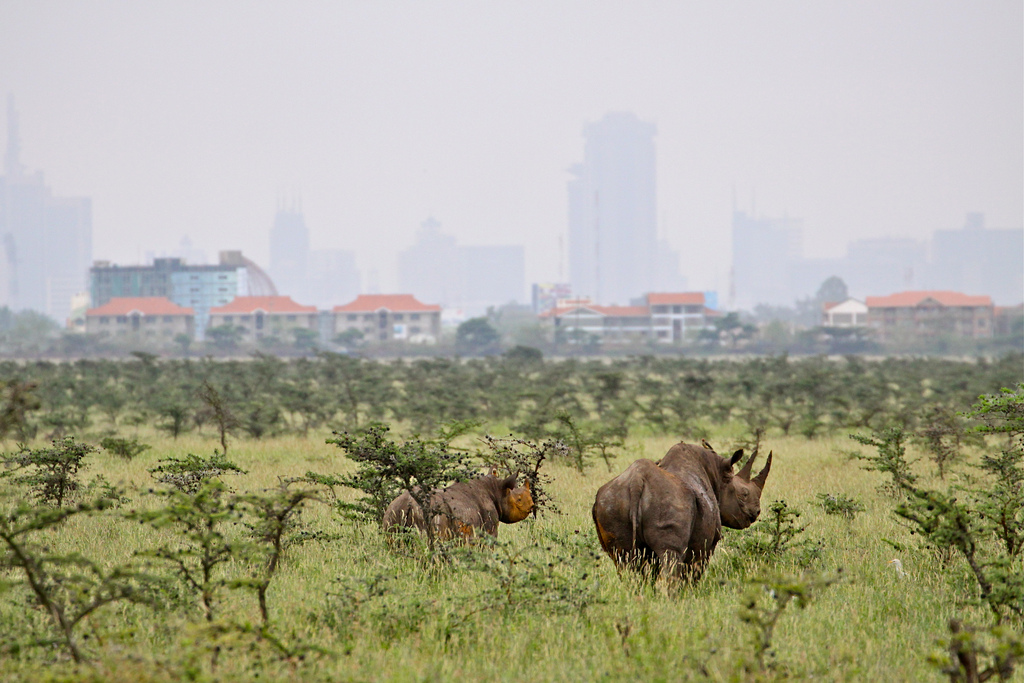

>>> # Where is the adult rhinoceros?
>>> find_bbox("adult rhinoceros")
[592,441,772,581]
[383,472,534,541]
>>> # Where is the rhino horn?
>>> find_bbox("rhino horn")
[737,450,759,480]
[752,451,773,489]
[729,448,744,469]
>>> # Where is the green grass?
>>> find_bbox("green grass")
[0,428,1003,682]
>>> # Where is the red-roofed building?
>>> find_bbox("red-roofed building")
[541,299,652,344]
[332,294,441,343]
[865,290,994,340]
[86,297,195,338]
[208,296,318,342]
[645,292,711,342]
[540,291,717,344]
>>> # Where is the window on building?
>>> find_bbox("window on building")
[410,313,420,321]
[117,316,128,323]
[653,305,668,313]
[672,305,682,313]
[100,317,109,324]
[163,316,173,323]
[393,314,403,321]
[287,315,296,322]
[347,314,357,321]
[410,326,420,334]
[224,316,233,323]
[145,317,156,324]
[364,314,373,321]
[241,315,251,322]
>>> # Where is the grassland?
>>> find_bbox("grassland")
[0,421,1009,683]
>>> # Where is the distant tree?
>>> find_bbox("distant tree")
[173,333,192,356]
[205,325,244,351]
[816,276,849,305]
[292,327,319,352]
[334,328,365,348]
[456,317,500,355]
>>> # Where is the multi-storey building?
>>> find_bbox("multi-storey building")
[927,213,1024,306]
[541,292,715,344]
[865,291,994,340]
[543,300,651,344]
[332,294,441,343]
[0,97,91,323]
[269,206,311,304]
[89,251,275,338]
[731,210,803,309]
[398,217,524,316]
[567,112,661,305]
[207,296,317,343]
[646,293,710,342]
[85,297,194,339]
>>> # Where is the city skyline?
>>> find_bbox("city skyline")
[0,2,1019,300]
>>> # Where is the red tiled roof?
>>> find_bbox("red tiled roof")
[210,296,316,314]
[541,304,650,318]
[647,292,705,306]
[866,291,993,309]
[333,294,440,313]
[87,297,193,316]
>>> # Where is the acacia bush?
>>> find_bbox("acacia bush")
[0,354,1017,449]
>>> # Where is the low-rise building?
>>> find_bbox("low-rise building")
[646,292,712,342]
[542,292,716,344]
[85,297,194,339]
[866,290,994,340]
[208,296,317,343]
[333,294,442,343]
[541,299,652,344]
[822,298,868,327]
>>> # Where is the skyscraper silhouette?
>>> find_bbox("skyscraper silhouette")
[567,112,657,305]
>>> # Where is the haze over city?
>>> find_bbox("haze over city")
[0,1,1021,300]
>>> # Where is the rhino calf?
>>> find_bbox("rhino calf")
[592,442,772,581]
[383,472,533,541]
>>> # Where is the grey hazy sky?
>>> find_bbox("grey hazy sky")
[1,1,1021,296]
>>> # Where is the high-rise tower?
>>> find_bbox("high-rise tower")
[567,112,657,305]
[268,203,310,302]
[0,96,91,322]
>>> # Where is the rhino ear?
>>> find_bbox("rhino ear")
[752,451,773,489]
[729,449,744,468]
[500,473,517,491]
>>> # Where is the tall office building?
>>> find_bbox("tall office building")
[398,217,524,316]
[308,248,360,309]
[927,213,1024,305]
[567,112,659,305]
[731,210,803,309]
[0,96,91,323]
[269,205,310,303]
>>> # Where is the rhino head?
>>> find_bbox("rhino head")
[719,449,773,529]
[497,474,534,523]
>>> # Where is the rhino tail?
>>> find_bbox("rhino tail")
[628,475,645,553]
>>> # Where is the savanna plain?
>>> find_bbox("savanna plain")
[0,353,1021,682]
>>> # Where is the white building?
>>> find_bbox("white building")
[822,298,868,327]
